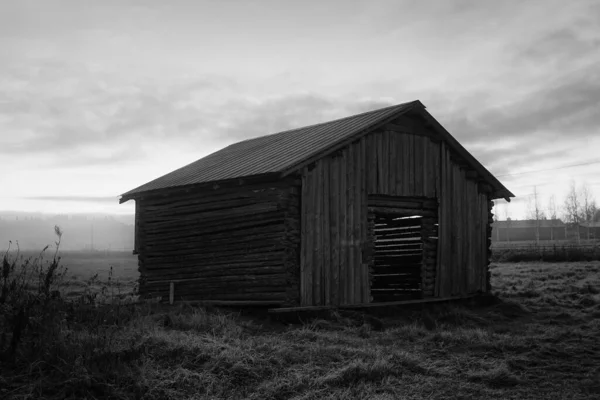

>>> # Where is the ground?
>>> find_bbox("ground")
[2,255,600,399]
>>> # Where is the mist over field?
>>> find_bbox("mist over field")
[0,212,134,251]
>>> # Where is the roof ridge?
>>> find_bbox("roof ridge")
[233,100,418,146]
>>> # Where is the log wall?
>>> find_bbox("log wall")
[135,179,301,305]
[301,121,492,306]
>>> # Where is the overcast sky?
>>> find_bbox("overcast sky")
[1,0,599,218]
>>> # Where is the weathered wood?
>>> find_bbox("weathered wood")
[323,158,331,306]
[331,156,340,306]
[347,143,356,304]
[314,161,323,306]
[339,150,348,305]
[360,136,368,303]
[301,167,310,306]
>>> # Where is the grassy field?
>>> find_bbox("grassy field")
[2,259,600,399]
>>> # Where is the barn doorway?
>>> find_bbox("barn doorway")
[367,196,438,303]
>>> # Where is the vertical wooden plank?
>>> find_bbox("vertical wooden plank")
[368,136,378,195]
[381,131,390,194]
[395,134,403,195]
[473,191,478,293]
[376,133,384,194]
[420,138,427,198]
[466,181,472,293]
[331,156,339,306]
[339,150,347,305]
[301,167,312,306]
[458,167,464,296]
[380,131,386,194]
[360,136,369,303]
[402,134,409,196]
[433,141,440,198]
[354,140,366,303]
[464,180,469,294]
[347,143,356,304]
[408,134,415,196]
[447,151,455,297]
[452,166,460,296]
[388,132,396,196]
[313,162,322,306]
[472,182,478,293]
[413,135,422,197]
[481,193,488,292]
[134,200,139,254]
[323,158,331,305]
[434,143,443,298]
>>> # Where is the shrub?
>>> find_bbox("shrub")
[0,227,146,399]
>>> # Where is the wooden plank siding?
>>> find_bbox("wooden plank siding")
[300,126,492,306]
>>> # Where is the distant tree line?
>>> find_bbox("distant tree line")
[495,180,599,244]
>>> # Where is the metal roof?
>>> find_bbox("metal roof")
[120,101,419,200]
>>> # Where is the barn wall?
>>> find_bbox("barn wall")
[135,179,301,305]
[301,126,492,306]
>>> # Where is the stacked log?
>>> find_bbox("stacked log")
[370,213,423,302]
[281,183,301,306]
[366,213,376,303]
[135,180,298,304]
[421,216,438,297]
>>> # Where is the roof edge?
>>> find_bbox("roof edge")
[413,106,515,200]
[118,172,281,204]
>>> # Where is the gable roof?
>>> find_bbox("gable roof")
[120,100,513,202]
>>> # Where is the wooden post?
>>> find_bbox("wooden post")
[169,282,174,305]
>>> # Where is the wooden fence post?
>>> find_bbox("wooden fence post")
[169,282,174,305]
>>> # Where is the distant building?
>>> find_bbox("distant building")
[492,219,566,242]
[579,222,600,240]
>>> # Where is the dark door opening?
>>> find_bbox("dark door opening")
[370,212,424,302]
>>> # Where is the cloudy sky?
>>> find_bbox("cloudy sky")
[1,0,599,219]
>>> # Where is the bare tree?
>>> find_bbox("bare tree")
[501,201,512,242]
[547,194,559,240]
[547,195,558,220]
[563,181,582,243]
[526,187,544,245]
[579,183,597,240]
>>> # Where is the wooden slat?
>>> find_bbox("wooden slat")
[314,161,323,306]
[323,158,331,305]
[340,149,348,305]
[413,135,422,197]
[376,132,384,193]
[368,135,378,194]
[435,143,446,297]
[331,155,340,306]
[301,167,311,306]
[347,143,356,304]
[360,136,369,303]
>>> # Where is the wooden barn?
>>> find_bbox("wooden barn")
[120,100,513,308]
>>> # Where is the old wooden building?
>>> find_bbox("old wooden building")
[120,100,513,307]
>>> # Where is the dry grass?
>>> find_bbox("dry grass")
[2,259,600,399]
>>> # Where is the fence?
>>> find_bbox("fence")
[491,241,600,262]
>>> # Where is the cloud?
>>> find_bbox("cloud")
[24,196,119,204]
[516,28,600,66]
